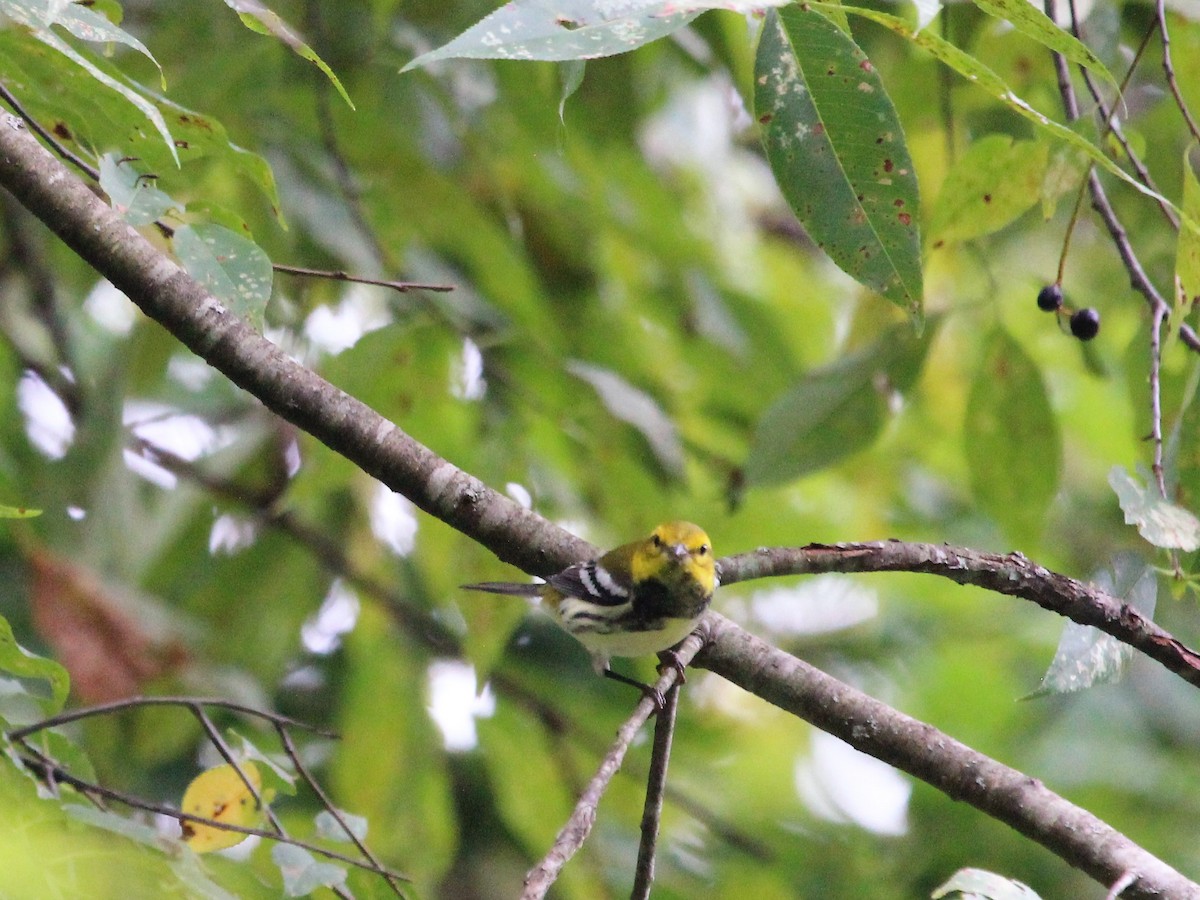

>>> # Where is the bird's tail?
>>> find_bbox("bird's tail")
[461,581,544,597]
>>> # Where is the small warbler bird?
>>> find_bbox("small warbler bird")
[463,521,717,691]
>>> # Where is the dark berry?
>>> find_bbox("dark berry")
[1070,307,1100,341]
[1037,284,1063,312]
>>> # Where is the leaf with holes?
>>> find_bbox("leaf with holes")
[755,7,922,318]
[173,224,272,332]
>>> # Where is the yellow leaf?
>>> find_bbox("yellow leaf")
[180,762,269,853]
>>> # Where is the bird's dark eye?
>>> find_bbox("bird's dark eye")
[697,544,709,556]
[652,533,664,548]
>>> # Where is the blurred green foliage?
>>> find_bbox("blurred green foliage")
[1,0,1200,897]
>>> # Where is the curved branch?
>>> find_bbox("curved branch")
[695,613,1199,900]
[720,542,1200,687]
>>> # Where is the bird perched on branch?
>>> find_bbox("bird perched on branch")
[463,521,717,697]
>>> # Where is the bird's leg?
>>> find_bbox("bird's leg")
[602,668,666,713]
[656,648,688,685]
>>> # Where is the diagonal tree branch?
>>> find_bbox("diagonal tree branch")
[696,613,1200,900]
[4,111,1199,899]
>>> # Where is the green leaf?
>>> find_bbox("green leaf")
[1109,465,1200,551]
[26,27,179,166]
[270,844,347,897]
[1028,559,1154,698]
[928,135,1049,245]
[755,7,922,318]
[811,2,1192,230]
[98,153,177,226]
[567,360,684,478]
[1168,147,1200,350]
[401,0,703,68]
[964,329,1061,543]
[172,224,273,332]
[969,0,1115,88]
[4,0,164,86]
[0,614,69,719]
[933,866,1043,899]
[744,319,937,486]
[0,504,40,518]
[220,0,354,109]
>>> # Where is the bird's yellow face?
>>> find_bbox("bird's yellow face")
[630,521,716,594]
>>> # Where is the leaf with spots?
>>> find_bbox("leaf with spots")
[401,0,702,68]
[754,6,922,319]
[964,329,1061,544]
[173,224,272,332]
[928,134,1049,245]
[180,761,271,853]
[810,3,1193,232]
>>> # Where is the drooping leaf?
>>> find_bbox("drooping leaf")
[928,135,1049,245]
[744,319,938,486]
[969,0,1115,88]
[755,7,922,318]
[933,866,1043,899]
[1028,559,1155,698]
[22,27,179,165]
[1109,465,1200,551]
[172,224,273,332]
[5,0,164,85]
[220,0,353,109]
[964,329,1061,543]
[567,360,684,478]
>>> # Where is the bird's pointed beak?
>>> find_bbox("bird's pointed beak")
[670,544,689,560]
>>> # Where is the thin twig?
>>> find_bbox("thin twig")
[1149,302,1168,497]
[6,695,338,741]
[11,749,409,879]
[188,703,288,836]
[272,263,454,294]
[276,723,408,898]
[1156,0,1200,145]
[1065,2,1177,229]
[522,628,708,900]
[0,81,99,180]
[631,679,680,900]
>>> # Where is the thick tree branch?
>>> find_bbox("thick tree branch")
[0,111,583,578]
[695,614,1200,900]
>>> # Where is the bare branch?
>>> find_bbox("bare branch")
[632,679,680,900]
[720,541,1200,687]
[695,613,1200,900]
